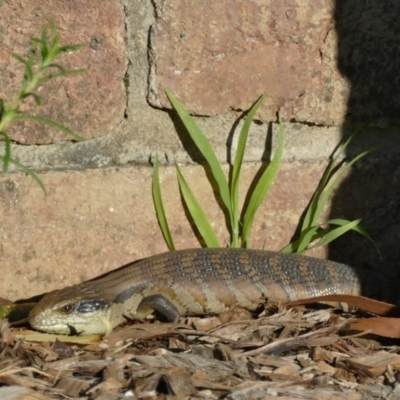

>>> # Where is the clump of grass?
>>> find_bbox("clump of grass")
[153,92,284,249]
[281,126,377,253]
[153,91,377,253]
[0,20,85,194]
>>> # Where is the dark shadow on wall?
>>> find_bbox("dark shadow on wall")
[330,1,400,303]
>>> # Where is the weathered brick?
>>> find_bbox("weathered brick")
[0,0,126,144]
[148,0,349,124]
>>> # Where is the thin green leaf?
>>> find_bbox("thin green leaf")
[0,98,4,121]
[281,226,321,253]
[49,19,57,36]
[38,68,86,84]
[21,92,42,105]
[41,20,48,42]
[296,226,322,253]
[46,47,62,63]
[18,54,36,95]
[300,137,349,233]
[298,147,375,253]
[280,243,295,253]
[0,131,11,173]
[31,37,43,45]
[25,54,35,76]
[0,108,19,126]
[300,170,332,234]
[175,164,220,248]
[331,123,367,162]
[310,148,376,228]
[46,63,67,73]
[311,219,362,249]
[300,125,367,232]
[327,218,361,227]
[15,115,85,141]
[165,90,231,216]
[49,19,60,47]
[241,114,284,247]
[152,154,175,250]
[1,157,47,195]
[299,152,341,234]
[230,95,264,247]
[327,218,380,254]
[12,53,28,66]
[37,22,50,60]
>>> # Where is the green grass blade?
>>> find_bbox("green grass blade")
[38,69,87,85]
[40,22,49,60]
[311,219,362,249]
[301,132,350,232]
[300,146,375,241]
[296,226,322,253]
[12,53,28,67]
[230,95,264,247]
[0,131,11,173]
[300,149,342,233]
[152,154,175,250]
[280,243,296,253]
[330,124,367,163]
[15,114,85,141]
[0,99,4,129]
[50,20,59,45]
[241,114,284,247]
[46,63,67,73]
[165,90,231,216]
[300,125,368,232]
[281,226,320,253]
[327,218,362,228]
[300,167,333,233]
[175,164,220,248]
[327,218,380,254]
[21,92,42,105]
[310,148,376,226]
[2,157,47,195]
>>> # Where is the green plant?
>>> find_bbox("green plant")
[281,127,377,253]
[153,91,377,253]
[153,91,284,249]
[0,20,85,194]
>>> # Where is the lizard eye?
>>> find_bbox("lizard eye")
[60,304,75,314]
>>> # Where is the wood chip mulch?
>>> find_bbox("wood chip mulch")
[1,306,400,399]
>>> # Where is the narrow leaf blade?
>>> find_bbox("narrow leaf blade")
[166,90,231,215]
[241,114,284,246]
[0,131,11,173]
[327,218,380,254]
[311,219,362,248]
[312,148,376,225]
[3,157,47,195]
[152,154,175,250]
[230,95,264,247]
[176,164,220,248]
[15,114,85,141]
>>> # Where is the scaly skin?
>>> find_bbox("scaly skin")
[28,248,362,335]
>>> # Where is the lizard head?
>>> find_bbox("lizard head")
[29,284,112,336]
